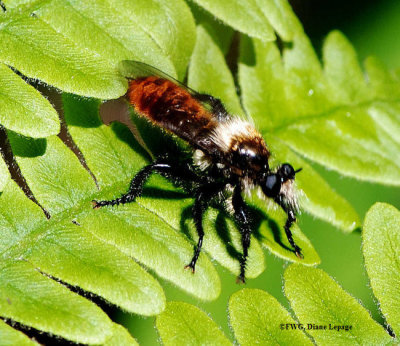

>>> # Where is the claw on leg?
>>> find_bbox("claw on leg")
[92,200,114,209]
[295,247,304,259]
[92,200,101,209]
[184,263,196,273]
[236,275,246,284]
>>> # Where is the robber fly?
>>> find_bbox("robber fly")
[93,61,302,283]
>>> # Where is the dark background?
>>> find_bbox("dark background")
[292,0,400,69]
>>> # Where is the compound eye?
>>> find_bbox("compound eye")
[261,174,281,198]
[280,163,295,180]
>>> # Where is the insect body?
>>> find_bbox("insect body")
[93,61,302,283]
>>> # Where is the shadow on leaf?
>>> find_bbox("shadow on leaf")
[249,205,293,252]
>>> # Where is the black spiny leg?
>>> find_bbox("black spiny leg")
[285,209,303,259]
[92,162,172,208]
[184,192,206,273]
[185,183,225,273]
[232,184,252,284]
[275,199,303,259]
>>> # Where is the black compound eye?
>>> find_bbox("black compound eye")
[261,174,281,198]
[279,163,295,180]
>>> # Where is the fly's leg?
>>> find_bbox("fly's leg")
[185,182,226,273]
[232,184,252,284]
[274,198,303,259]
[284,209,303,259]
[184,192,206,273]
[92,162,173,208]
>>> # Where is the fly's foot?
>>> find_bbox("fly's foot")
[184,262,196,273]
[295,246,304,259]
[92,200,103,209]
[92,198,127,209]
[236,275,246,284]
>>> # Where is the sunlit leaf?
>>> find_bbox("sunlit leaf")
[0,63,59,137]
[0,175,165,328]
[363,203,400,336]
[284,265,392,345]
[187,1,234,55]
[0,319,37,346]
[188,25,244,116]
[25,219,166,316]
[229,288,312,345]
[104,324,138,346]
[240,31,400,186]
[0,8,126,99]
[156,301,231,346]
[0,259,114,344]
[0,123,171,342]
[33,0,195,80]
[190,0,300,41]
[0,0,196,98]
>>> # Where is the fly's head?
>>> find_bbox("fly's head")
[260,163,302,207]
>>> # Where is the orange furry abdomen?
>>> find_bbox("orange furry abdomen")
[127,77,217,144]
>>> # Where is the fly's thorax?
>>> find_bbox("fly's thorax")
[210,118,270,177]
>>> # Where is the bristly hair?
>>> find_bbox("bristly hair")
[280,179,300,212]
[210,118,265,153]
[193,149,211,171]
[255,177,302,213]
